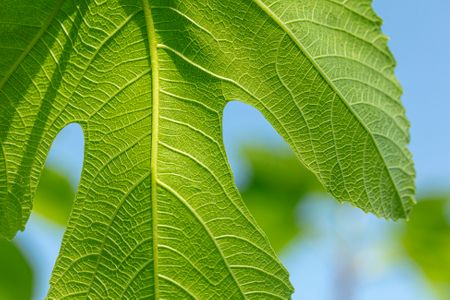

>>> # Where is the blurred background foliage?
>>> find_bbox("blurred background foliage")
[0,167,73,300]
[238,147,323,252]
[32,168,75,226]
[1,146,448,299]
[402,197,450,298]
[0,239,33,300]
[241,147,450,300]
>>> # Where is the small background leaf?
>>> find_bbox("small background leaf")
[402,196,450,298]
[240,147,322,252]
[0,239,33,300]
[33,167,74,226]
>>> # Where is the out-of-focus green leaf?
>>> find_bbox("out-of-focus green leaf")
[402,196,450,298]
[33,168,74,226]
[240,147,323,252]
[0,239,33,300]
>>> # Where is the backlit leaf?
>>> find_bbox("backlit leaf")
[0,0,415,298]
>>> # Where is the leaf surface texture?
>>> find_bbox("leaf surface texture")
[0,0,415,298]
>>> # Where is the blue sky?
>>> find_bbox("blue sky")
[14,1,450,299]
[373,0,450,192]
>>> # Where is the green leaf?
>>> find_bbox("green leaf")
[33,167,75,226]
[402,196,450,298]
[0,0,415,298]
[240,147,322,252]
[0,240,33,300]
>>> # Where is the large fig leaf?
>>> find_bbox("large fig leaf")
[0,0,415,298]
